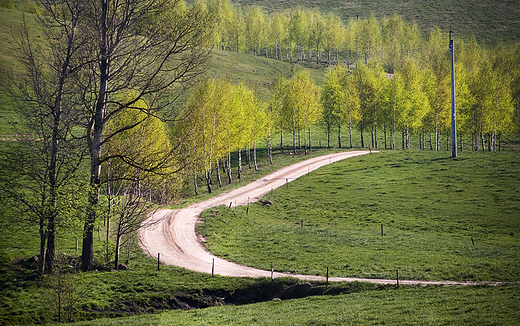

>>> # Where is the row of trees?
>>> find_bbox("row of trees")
[180,38,519,191]
[202,0,427,70]
[175,70,322,194]
[1,0,212,274]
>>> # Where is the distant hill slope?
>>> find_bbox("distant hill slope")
[231,0,520,45]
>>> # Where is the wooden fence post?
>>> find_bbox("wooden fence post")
[157,253,160,271]
[326,267,329,285]
[212,258,215,277]
[396,269,399,288]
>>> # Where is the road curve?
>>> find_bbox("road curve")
[138,151,493,286]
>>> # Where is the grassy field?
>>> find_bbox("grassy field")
[70,284,520,325]
[230,0,520,45]
[2,147,520,324]
[198,150,520,282]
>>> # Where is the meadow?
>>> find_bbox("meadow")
[198,151,520,282]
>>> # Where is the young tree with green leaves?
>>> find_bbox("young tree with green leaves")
[397,57,430,149]
[322,65,347,147]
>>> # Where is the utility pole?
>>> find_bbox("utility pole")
[449,27,457,158]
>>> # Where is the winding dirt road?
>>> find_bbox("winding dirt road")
[139,151,491,286]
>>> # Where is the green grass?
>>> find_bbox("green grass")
[70,284,520,325]
[198,150,520,282]
[0,7,43,136]
[208,50,325,102]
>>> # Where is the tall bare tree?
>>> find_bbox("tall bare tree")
[77,0,212,271]
[3,0,88,275]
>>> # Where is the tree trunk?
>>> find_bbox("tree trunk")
[114,230,121,270]
[384,124,387,149]
[349,113,353,148]
[39,219,47,275]
[327,121,331,148]
[268,136,273,165]
[338,124,342,148]
[83,0,109,272]
[371,127,374,149]
[253,140,258,170]
[360,121,364,148]
[227,151,232,184]
[216,160,222,187]
[298,128,301,151]
[194,172,198,195]
[308,127,312,153]
[280,130,284,154]
[406,114,410,150]
[292,116,296,154]
[206,169,212,194]
[374,127,378,149]
[237,148,242,179]
[247,146,251,169]
[303,129,307,155]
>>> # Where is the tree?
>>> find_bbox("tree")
[323,12,344,65]
[289,8,307,61]
[3,0,88,275]
[342,69,362,148]
[322,65,346,147]
[245,6,266,56]
[79,0,212,271]
[271,76,288,153]
[397,57,429,149]
[360,14,382,66]
[270,12,288,60]
[381,12,405,73]
[423,28,450,150]
[207,0,233,50]
[102,96,174,268]
[345,17,361,67]
[228,6,245,52]
[353,63,385,148]
[282,69,319,153]
[308,9,325,64]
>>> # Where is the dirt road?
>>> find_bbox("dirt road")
[139,151,489,286]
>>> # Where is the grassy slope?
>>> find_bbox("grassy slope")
[199,151,520,282]
[232,0,520,45]
[72,284,520,326]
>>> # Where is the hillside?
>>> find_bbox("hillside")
[0,8,326,135]
[231,0,520,45]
